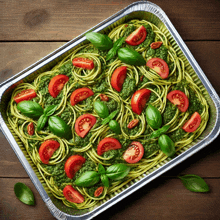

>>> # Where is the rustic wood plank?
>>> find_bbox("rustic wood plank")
[0,42,64,82]
[1,41,220,93]
[0,177,219,220]
[0,178,55,220]
[0,0,219,41]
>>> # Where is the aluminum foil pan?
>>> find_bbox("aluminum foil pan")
[0,1,220,220]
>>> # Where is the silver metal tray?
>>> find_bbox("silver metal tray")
[0,1,220,220]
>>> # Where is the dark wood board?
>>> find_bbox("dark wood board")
[0,0,219,41]
[0,0,220,219]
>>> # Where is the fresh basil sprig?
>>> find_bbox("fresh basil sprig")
[106,164,130,180]
[98,163,106,175]
[44,105,58,117]
[37,115,48,131]
[36,104,58,131]
[101,110,119,125]
[17,101,43,118]
[75,163,130,188]
[86,32,113,51]
[178,174,209,193]
[150,125,170,139]
[14,182,35,206]
[94,100,109,119]
[101,174,109,187]
[106,37,125,61]
[75,171,100,187]
[48,116,72,139]
[146,104,162,129]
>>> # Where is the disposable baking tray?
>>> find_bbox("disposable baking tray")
[0,1,220,219]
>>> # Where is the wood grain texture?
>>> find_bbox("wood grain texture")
[0,178,219,220]
[0,178,55,220]
[0,0,220,41]
[0,1,220,219]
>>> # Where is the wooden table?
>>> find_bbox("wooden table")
[1,0,220,219]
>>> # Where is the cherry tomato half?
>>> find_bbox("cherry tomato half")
[125,25,147,46]
[63,185,84,204]
[123,141,144,164]
[64,155,86,179]
[14,89,37,104]
[182,112,201,133]
[146,58,169,79]
[94,186,104,197]
[27,122,35,136]
[70,87,94,106]
[97,137,121,156]
[167,90,189,112]
[131,88,151,115]
[150,41,163,49]
[39,140,60,164]
[75,114,96,138]
[72,57,94,70]
[111,66,127,92]
[48,75,69,98]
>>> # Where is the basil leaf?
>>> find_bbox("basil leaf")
[106,47,117,61]
[145,104,162,129]
[101,110,119,125]
[37,114,48,131]
[44,105,58,116]
[150,125,170,139]
[158,134,176,157]
[48,116,72,139]
[86,32,113,51]
[75,171,100,187]
[14,182,35,206]
[94,100,109,119]
[17,101,43,118]
[109,120,121,134]
[106,164,130,180]
[179,174,209,193]
[118,47,146,66]
[98,164,106,174]
[101,174,109,187]
[106,37,125,61]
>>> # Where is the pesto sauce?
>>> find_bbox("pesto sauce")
[120,77,136,100]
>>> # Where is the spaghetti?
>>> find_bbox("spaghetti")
[6,19,209,210]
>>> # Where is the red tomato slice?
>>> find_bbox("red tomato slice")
[70,87,94,106]
[111,66,127,92]
[63,185,84,204]
[182,112,201,133]
[146,58,169,79]
[123,141,144,164]
[150,41,163,49]
[64,155,86,179]
[39,140,60,164]
[131,88,151,115]
[72,57,94,70]
[167,90,189,112]
[125,25,147,46]
[94,186,104,197]
[75,114,96,138]
[97,137,121,156]
[27,122,35,136]
[48,75,69,98]
[14,89,37,104]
